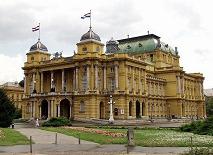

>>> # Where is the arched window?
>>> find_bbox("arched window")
[80,101,85,112]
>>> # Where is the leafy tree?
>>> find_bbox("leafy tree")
[206,97,213,116]
[0,88,16,127]
[19,79,24,88]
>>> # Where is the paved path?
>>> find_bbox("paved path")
[15,128,96,144]
[0,144,189,155]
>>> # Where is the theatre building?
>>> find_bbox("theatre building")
[22,27,206,120]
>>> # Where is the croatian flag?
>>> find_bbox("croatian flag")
[81,12,91,19]
[32,25,39,32]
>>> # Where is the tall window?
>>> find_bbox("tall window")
[111,78,115,91]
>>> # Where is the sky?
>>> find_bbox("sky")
[0,0,212,88]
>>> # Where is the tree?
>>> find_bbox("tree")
[19,79,24,88]
[206,97,213,116]
[0,88,16,127]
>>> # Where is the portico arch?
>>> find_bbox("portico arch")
[136,100,140,118]
[60,98,70,118]
[41,99,48,119]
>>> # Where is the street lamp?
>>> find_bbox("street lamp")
[108,95,115,124]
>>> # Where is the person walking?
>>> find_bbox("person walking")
[35,118,39,128]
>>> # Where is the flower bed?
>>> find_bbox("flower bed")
[64,127,126,138]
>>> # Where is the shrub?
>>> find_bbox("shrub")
[180,116,213,136]
[42,117,72,127]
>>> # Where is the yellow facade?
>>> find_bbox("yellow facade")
[22,29,205,120]
[0,82,24,109]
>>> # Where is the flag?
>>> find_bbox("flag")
[32,25,39,32]
[81,12,91,19]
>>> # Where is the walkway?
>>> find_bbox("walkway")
[15,128,96,144]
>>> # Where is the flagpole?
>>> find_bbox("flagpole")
[89,10,91,29]
[38,23,40,41]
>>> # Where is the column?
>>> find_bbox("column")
[62,69,65,92]
[51,71,54,89]
[51,100,54,117]
[125,67,128,91]
[24,75,27,94]
[70,104,72,118]
[75,67,78,90]
[115,65,118,89]
[40,72,43,93]
[139,69,141,92]
[32,73,35,92]
[103,65,106,90]
[95,65,98,89]
[132,68,134,92]
[177,76,181,94]
[86,65,90,90]
[58,104,60,117]
[73,69,76,91]
[182,78,185,94]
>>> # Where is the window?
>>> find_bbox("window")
[127,45,131,49]
[80,101,85,112]
[110,67,114,72]
[150,54,153,62]
[111,78,115,91]
[114,108,118,116]
[27,103,31,113]
[31,56,34,61]
[138,43,143,47]
[82,47,87,52]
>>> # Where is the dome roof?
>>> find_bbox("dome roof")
[30,40,48,52]
[80,28,101,41]
[106,37,119,45]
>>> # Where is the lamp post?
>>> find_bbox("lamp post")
[108,95,115,124]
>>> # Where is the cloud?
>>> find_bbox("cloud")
[0,54,24,84]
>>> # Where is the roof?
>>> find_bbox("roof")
[114,34,177,55]
[80,28,101,42]
[30,39,48,52]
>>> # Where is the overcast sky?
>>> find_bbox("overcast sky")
[0,0,212,88]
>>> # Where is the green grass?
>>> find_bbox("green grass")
[0,128,29,146]
[42,127,213,147]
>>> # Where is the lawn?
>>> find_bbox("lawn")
[0,128,29,146]
[43,127,213,147]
